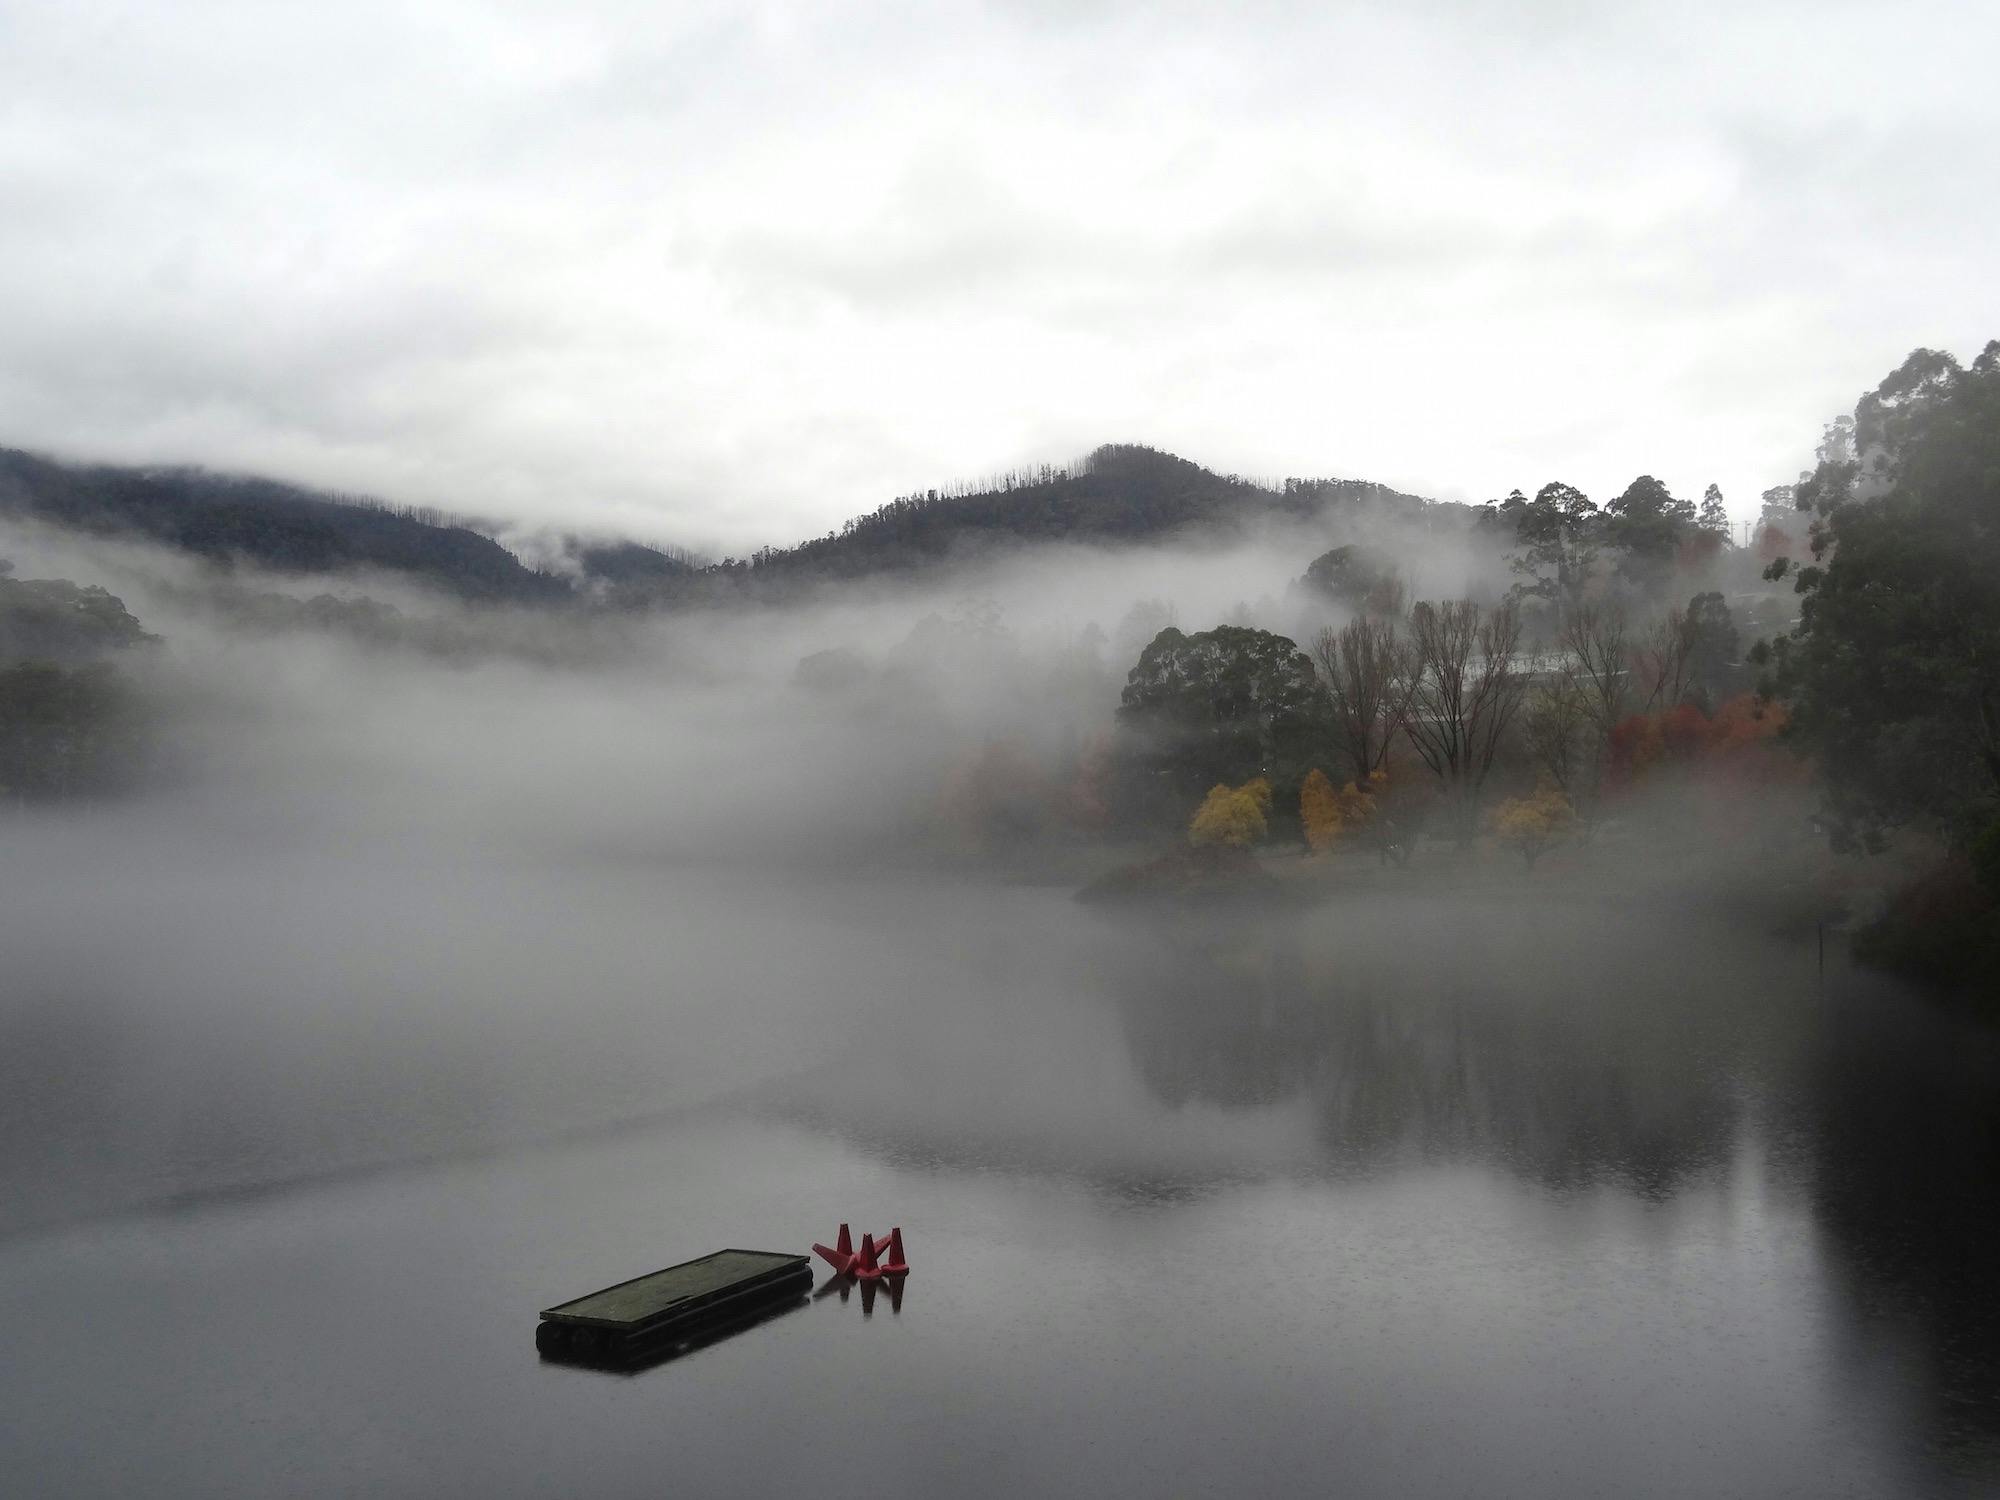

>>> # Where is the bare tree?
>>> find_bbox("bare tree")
[1548,602,1631,830]
[1635,606,1695,712]
[1402,597,1530,846]
[1523,671,1590,803]
[1560,602,1630,740]
[1310,616,1415,784]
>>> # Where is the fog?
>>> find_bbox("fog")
[4,516,1996,1497]
[0,509,1503,1231]
[0,503,1500,857]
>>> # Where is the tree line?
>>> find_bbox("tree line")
[0,561,154,798]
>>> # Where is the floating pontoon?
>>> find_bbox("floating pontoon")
[536,1249,811,1363]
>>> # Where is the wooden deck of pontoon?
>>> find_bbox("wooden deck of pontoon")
[536,1249,811,1361]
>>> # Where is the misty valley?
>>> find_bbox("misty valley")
[2,351,1998,1497]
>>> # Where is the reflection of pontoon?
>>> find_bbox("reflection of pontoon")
[535,1249,811,1364]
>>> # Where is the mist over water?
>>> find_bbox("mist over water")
[2,520,1997,1497]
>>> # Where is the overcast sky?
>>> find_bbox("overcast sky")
[2,0,1996,552]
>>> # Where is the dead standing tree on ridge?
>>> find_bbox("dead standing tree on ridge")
[1402,597,1529,848]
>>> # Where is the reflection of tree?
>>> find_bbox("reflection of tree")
[1111,918,1319,1111]
[1108,910,2000,1487]
[1800,990,2000,1474]
[1104,905,1742,1197]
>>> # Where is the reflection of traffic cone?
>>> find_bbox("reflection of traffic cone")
[835,1223,854,1259]
[881,1227,909,1277]
[854,1232,884,1280]
[813,1243,853,1275]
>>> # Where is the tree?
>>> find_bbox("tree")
[1528,601,1632,830]
[1309,615,1413,785]
[1635,605,1695,712]
[1682,592,1740,708]
[0,660,144,798]
[1756,484,1802,561]
[1334,776,1377,837]
[1300,544,1405,619]
[1698,484,1730,536]
[1490,779,1575,868]
[1401,597,1530,846]
[1494,482,1601,619]
[1605,475,1697,594]
[1112,598,1175,667]
[1817,412,1859,468]
[936,740,1053,851]
[0,577,154,663]
[1118,626,1326,818]
[1190,779,1270,848]
[1300,768,1341,853]
[1560,601,1630,740]
[1762,342,2000,849]
[1523,671,1591,809]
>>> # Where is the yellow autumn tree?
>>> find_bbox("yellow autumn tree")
[1300,769,1341,853]
[1489,777,1575,868]
[1241,777,1272,817]
[1189,779,1270,848]
[1334,776,1377,835]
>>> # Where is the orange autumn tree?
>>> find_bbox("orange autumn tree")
[1609,694,1799,791]
[1599,692,1809,846]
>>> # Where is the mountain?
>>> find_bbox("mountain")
[0,448,568,604]
[0,441,1457,606]
[719,444,1454,582]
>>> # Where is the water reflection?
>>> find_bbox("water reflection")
[816,1273,907,1318]
[1801,988,2000,1478]
[1106,905,1997,1488]
[536,1293,811,1375]
[1106,905,1747,1196]
[770,891,1997,1490]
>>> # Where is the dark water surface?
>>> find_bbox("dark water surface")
[2,861,1997,1497]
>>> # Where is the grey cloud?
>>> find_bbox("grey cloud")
[1,0,1995,548]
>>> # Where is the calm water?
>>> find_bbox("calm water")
[2,856,1996,1497]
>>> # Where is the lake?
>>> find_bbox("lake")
[2,847,1995,1497]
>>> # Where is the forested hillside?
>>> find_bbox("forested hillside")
[0,442,1454,604]
[716,444,1457,581]
[0,449,569,604]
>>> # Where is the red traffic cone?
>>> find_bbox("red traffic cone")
[812,1242,854,1275]
[835,1223,854,1259]
[854,1232,884,1280]
[880,1227,909,1277]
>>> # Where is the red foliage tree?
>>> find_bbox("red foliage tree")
[1660,702,1712,761]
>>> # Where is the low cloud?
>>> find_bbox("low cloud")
[3,0,1996,547]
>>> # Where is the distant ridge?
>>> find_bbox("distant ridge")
[0,448,570,604]
[716,443,1456,581]
[0,442,1458,604]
